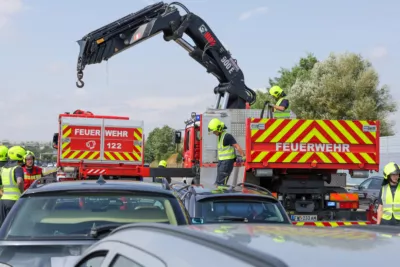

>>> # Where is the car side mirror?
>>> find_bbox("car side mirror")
[191,217,204,224]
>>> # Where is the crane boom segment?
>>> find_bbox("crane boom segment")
[75,2,256,109]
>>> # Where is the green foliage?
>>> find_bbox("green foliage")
[269,53,318,93]
[144,125,177,163]
[290,52,397,136]
[251,53,318,109]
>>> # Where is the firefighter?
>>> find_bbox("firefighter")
[153,160,171,183]
[0,146,26,223]
[208,118,245,186]
[22,150,43,191]
[376,162,400,225]
[269,85,291,118]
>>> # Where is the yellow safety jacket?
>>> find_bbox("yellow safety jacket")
[1,166,21,201]
[273,97,291,118]
[218,132,235,161]
[382,183,400,220]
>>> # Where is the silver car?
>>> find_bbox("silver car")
[67,223,399,267]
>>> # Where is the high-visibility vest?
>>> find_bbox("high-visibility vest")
[23,166,42,191]
[217,132,235,161]
[382,183,400,220]
[273,97,291,118]
[1,166,21,201]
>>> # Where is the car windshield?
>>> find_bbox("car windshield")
[198,198,289,224]
[3,193,179,239]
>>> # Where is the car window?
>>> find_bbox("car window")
[360,179,372,189]
[111,255,143,267]
[77,252,107,267]
[199,198,289,223]
[369,179,382,189]
[3,194,180,238]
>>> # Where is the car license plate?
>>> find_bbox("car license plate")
[291,215,318,221]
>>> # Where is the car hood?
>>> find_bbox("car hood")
[184,224,400,266]
[0,240,95,267]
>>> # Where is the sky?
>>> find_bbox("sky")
[0,0,399,142]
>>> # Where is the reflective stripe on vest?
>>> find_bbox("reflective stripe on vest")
[273,97,291,118]
[24,174,41,180]
[218,132,235,161]
[1,166,21,201]
[382,184,400,220]
[23,166,42,180]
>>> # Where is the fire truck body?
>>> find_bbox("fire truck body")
[179,109,379,221]
[55,112,146,180]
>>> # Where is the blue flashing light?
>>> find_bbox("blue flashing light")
[327,201,335,207]
[195,115,201,121]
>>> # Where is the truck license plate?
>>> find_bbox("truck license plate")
[291,215,318,221]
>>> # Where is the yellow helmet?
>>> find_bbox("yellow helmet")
[208,118,225,132]
[0,145,8,161]
[383,162,400,180]
[24,150,35,162]
[158,160,167,168]
[7,146,27,161]
[269,85,283,98]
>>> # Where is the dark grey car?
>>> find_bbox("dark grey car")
[0,177,190,267]
[348,176,383,209]
[68,223,400,267]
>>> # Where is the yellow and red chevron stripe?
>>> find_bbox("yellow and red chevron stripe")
[60,124,100,160]
[104,127,143,162]
[248,118,378,166]
[292,221,371,227]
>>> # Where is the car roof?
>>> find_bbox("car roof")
[105,223,399,267]
[24,180,174,196]
[189,185,277,201]
[369,176,383,179]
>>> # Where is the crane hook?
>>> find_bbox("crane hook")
[76,70,85,88]
[76,80,85,88]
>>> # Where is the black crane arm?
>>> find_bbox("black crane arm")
[75,2,256,109]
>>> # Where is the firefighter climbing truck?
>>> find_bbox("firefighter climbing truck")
[52,110,193,180]
[176,108,379,222]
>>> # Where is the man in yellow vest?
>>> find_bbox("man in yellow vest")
[269,85,291,118]
[376,162,400,225]
[0,146,26,223]
[208,118,245,186]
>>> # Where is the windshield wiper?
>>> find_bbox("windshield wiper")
[214,216,249,223]
[89,223,123,238]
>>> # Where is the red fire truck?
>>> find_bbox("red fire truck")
[176,107,379,222]
[52,110,192,180]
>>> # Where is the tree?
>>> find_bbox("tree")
[290,52,397,136]
[251,53,318,109]
[144,125,177,163]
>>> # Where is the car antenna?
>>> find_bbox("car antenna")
[97,175,106,185]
